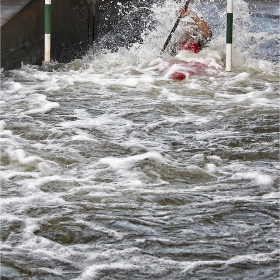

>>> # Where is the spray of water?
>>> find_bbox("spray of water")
[88,0,278,73]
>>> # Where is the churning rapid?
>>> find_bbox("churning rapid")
[0,0,279,279]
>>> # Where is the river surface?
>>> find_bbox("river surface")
[0,0,279,279]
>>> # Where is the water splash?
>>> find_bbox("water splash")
[91,0,278,72]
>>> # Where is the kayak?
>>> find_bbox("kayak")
[165,58,212,80]
[169,48,224,80]
[148,48,224,80]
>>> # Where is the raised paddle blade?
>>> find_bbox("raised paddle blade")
[160,1,190,56]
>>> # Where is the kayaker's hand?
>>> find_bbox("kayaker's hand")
[179,7,192,18]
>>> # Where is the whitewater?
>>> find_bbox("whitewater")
[0,0,279,279]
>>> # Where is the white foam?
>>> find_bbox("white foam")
[181,250,279,274]
[0,120,6,131]
[75,262,139,280]
[99,151,166,170]
[94,151,168,188]
[257,60,276,72]
[231,171,275,188]
[71,134,98,142]
[6,81,23,93]
[176,48,224,70]
[159,90,183,102]
[123,78,139,87]
[262,192,280,199]
[234,72,250,82]
[207,155,223,165]
[6,148,43,167]
[27,94,60,114]
[205,163,220,175]
[0,130,13,138]
[4,148,59,176]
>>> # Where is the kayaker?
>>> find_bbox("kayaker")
[168,7,212,55]
[179,6,212,53]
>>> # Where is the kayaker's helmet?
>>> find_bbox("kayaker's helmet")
[181,13,203,40]
[184,23,201,40]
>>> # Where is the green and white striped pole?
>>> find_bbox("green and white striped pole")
[226,0,233,72]
[44,0,51,62]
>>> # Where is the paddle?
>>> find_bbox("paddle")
[160,1,190,56]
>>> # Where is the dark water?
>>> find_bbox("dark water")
[0,0,279,279]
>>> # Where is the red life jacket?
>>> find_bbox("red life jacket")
[181,41,201,53]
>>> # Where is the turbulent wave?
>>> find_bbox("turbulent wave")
[0,0,279,279]
[93,0,279,69]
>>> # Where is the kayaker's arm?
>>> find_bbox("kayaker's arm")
[179,8,212,39]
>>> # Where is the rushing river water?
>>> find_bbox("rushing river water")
[0,0,279,279]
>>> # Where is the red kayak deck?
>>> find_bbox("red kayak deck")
[164,59,211,80]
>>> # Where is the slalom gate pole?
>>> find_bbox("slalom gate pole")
[44,0,51,62]
[226,0,233,72]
